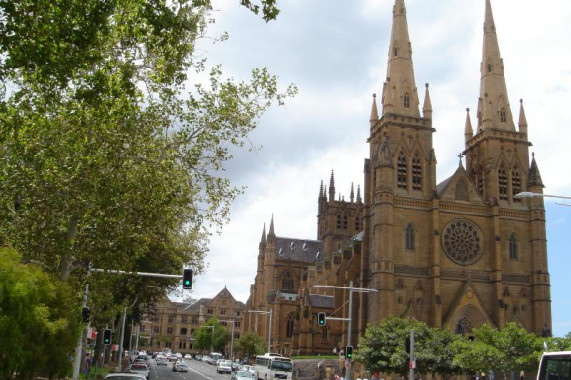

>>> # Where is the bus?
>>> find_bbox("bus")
[254,353,293,380]
[211,352,224,362]
[537,351,571,380]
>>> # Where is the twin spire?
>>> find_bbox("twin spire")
[376,0,527,138]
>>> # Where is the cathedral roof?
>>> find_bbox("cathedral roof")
[308,294,334,309]
[274,237,323,263]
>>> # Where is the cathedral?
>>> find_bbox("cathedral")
[242,0,551,356]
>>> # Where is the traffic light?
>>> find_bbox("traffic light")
[81,306,90,323]
[183,268,193,289]
[345,345,353,359]
[317,312,326,326]
[103,329,112,345]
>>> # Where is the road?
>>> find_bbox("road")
[148,357,235,380]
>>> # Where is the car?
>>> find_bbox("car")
[201,355,211,363]
[184,354,192,359]
[176,353,183,359]
[217,360,233,374]
[156,356,168,366]
[239,365,256,376]
[105,373,147,380]
[231,370,255,380]
[127,363,150,380]
[136,354,148,361]
[173,362,189,372]
[231,360,240,371]
[168,353,178,362]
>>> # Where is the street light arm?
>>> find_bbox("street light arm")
[516,192,571,200]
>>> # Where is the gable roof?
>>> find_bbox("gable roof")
[274,237,323,263]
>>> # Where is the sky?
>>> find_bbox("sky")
[176,0,571,338]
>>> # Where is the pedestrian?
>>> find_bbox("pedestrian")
[520,371,525,380]
[85,353,91,377]
[335,374,340,380]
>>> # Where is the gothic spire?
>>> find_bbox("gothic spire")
[370,94,379,126]
[329,170,336,201]
[422,83,432,119]
[528,153,544,188]
[261,223,267,245]
[465,108,474,143]
[268,215,275,238]
[350,183,355,203]
[478,0,515,131]
[356,185,362,203]
[518,99,528,134]
[382,0,420,117]
[319,180,324,199]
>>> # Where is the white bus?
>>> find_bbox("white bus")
[537,351,571,380]
[254,353,293,380]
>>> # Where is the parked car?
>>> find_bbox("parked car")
[127,363,149,380]
[173,362,189,372]
[231,370,255,380]
[168,353,178,362]
[201,355,211,363]
[184,354,192,359]
[231,359,240,371]
[217,360,233,374]
[105,373,146,380]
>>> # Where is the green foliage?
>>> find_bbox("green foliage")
[452,323,544,378]
[192,317,232,353]
[0,248,80,379]
[235,331,267,359]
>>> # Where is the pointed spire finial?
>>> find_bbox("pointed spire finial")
[423,83,432,118]
[350,183,355,203]
[465,107,474,142]
[261,223,267,245]
[329,170,335,201]
[370,93,379,124]
[356,185,362,203]
[268,215,275,238]
[518,98,528,134]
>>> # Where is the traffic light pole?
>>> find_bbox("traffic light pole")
[72,282,89,380]
[313,281,377,380]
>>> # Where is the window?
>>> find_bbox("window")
[397,150,407,189]
[500,108,506,123]
[181,316,187,323]
[286,314,294,338]
[404,93,410,108]
[180,328,187,335]
[178,341,186,349]
[220,309,226,315]
[221,321,228,326]
[394,47,398,57]
[207,308,213,314]
[509,234,518,260]
[354,217,360,231]
[487,63,492,73]
[191,317,198,324]
[498,164,508,200]
[235,321,241,328]
[477,166,485,196]
[455,181,469,201]
[405,223,415,251]
[321,326,328,339]
[412,153,422,190]
[167,327,173,334]
[336,215,341,228]
[152,326,160,334]
[512,167,521,202]
[343,215,348,230]
[282,271,294,292]
[235,310,241,316]
[168,315,175,323]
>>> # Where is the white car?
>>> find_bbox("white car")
[184,354,192,359]
[156,356,168,366]
[217,360,233,374]
[128,363,149,380]
[105,373,146,380]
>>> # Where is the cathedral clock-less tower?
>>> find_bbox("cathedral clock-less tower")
[361,0,550,335]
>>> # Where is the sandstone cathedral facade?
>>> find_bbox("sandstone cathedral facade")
[242,0,551,356]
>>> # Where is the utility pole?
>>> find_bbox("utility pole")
[313,282,378,380]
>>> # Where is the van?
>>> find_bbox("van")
[537,351,571,380]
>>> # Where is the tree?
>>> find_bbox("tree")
[235,331,267,361]
[0,0,296,316]
[193,318,231,353]
[452,323,544,379]
[0,248,80,380]
[424,327,462,380]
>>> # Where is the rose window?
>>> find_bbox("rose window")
[442,219,483,265]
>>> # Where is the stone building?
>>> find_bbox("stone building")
[242,0,551,356]
[140,286,244,355]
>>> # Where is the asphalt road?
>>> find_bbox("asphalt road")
[149,358,235,380]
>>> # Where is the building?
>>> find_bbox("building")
[242,0,551,356]
[140,286,244,354]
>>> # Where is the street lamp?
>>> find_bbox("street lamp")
[220,319,236,360]
[313,281,378,380]
[248,308,273,352]
[515,192,571,200]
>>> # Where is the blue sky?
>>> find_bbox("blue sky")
[178,0,571,338]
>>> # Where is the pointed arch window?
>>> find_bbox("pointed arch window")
[509,233,518,260]
[512,167,521,202]
[403,93,410,108]
[281,271,294,292]
[405,223,415,251]
[286,314,295,338]
[412,153,422,190]
[500,108,507,123]
[394,47,398,57]
[455,181,469,201]
[487,63,492,73]
[397,150,407,189]
[498,164,508,200]
[354,217,360,231]
[343,215,348,230]
[321,326,328,339]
